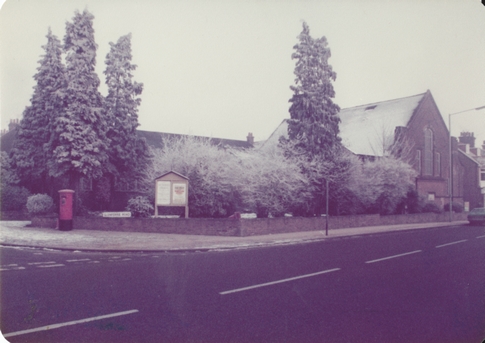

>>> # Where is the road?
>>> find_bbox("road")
[1,224,484,343]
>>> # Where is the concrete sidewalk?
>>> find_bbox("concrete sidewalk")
[0,220,470,253]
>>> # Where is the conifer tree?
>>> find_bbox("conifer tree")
[286,21,341,160]
[282,22,343,216]
[11,28,66,193]
[47,10,109,190]
[104,33,150,181]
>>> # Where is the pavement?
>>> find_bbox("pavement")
[0,219,470,253]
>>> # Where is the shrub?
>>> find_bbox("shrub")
[443,202,464,213]
[126,196,153,218]
[422,202,442,214]
[26,194,54,215]
[0,185,31,211]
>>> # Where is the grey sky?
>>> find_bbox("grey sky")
[1,0,484,145]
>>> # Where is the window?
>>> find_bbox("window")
[428,193,435,201]
[481,172,485,181]
[424,128,433,175]
[435,152,441,176]
[416,150,421,174]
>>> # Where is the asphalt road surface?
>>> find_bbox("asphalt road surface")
[1,224,484,343]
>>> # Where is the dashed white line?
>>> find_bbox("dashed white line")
[220,268,341,295]
[66,259,91,262]
[27,261,57,265]
[435,240,468,248]
[476,235,485,239]
[37,264,65,268]
[3,309,139,338]
[365,250,422,264]
[0,266,26,271]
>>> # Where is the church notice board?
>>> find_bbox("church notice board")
[155,171,189,218]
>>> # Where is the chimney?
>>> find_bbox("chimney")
[458,131,475,148]
[8,119,20,132]
[247,132,254,146]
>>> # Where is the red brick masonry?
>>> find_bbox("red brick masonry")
[31,212,467,237]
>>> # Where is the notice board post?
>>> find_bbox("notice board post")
[155,171,189,218]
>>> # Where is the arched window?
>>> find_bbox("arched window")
[424,128,433,175]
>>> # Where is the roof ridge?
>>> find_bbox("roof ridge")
[340,92,427,111]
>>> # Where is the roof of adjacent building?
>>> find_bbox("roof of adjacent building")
[137,130,252,150]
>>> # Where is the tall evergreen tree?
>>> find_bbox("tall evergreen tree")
[11,28,66,194]
[286,22,341,160]
[282,22,343,216]
[104,33,150,181]
[47,10,109,190]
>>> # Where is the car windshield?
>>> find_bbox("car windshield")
[470,208,485,214]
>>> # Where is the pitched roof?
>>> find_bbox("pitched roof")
[137,130,252,149]
[263,92,427,157]
[338,92,425,156]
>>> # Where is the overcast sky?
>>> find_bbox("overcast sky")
[1,0,484,145]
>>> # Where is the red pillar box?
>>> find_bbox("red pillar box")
[58,189,75,231]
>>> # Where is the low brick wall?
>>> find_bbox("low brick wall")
[1,210,30,221]
[31,212,469,237]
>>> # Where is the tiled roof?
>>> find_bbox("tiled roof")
[263,92,427,157]
[137,130,252,149]
[338,93,425,156]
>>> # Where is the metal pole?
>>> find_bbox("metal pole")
[325,178,329,236]
[448,113,453,222]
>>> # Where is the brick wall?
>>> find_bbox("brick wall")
[31,212,468,237]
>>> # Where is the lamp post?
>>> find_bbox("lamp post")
[448,105,485,221]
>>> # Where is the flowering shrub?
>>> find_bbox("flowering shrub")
[126,196,153,218]
[26,194,54,215]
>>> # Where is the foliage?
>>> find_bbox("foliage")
[348,156,417,215]
[10,29,66,193]
[104,33,150,180]
[126,196,153,218]
[26,194,54,215]
[395,187,427,214]
[146,136,239,218]
[230,144,312,218]
[1,185,31,211]
[1,151,18,187]
[422,202,442,214]
[47,9,109,185]
[283,21,340,160]
[94,176,111,210]
[443,202,464,213]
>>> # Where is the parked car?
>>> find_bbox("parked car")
[467,207,485,225]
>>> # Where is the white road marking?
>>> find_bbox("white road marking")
[28,261,56,265]
[435,240,468,248]
[0,266,26,271]
[365,250,422,264]
[88,261,100,264]
[66,259,91,262]
[3,309,139,338]
[37,264,65,268]
[1,264,18,267]
[476,235,485,239]
[220,268,341,295]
